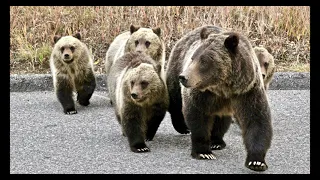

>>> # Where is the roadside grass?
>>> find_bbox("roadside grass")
[10,6,310,74]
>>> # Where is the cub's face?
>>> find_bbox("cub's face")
[53,34,82,64]
[179,34,233,90]
[254,47,274,80]
[126,27,162,60]
[125,63,162,104]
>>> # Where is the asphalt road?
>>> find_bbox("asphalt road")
[10,90,310,174]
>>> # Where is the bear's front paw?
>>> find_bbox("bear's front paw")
[176,128,190,134]
[131,143,150,153]
[192,152,216,160]
[78,100,90,106]
[245,161,268,171]
[64,108,77,115]
[211,141,226,150]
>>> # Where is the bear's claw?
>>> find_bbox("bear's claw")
[246,161,268,171]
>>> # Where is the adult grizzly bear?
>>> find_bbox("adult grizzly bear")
[108,51,168,153]
[49,32,96,114]
[254,46,275,90]
[166,25,273,171]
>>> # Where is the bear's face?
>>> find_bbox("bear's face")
[179,33,235,91]
[53,33,82,64]
[254,47,274,80]
[125,26,162,61]
[125,63,162,104]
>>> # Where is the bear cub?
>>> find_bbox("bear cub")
[254,46,275,90]
[107,51,168,153]
[105,25,166,80]
[49,32,96,114]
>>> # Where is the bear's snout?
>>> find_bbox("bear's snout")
[131,93,138,99]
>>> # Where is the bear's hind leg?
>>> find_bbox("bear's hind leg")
[211,115,232,150]
[146,104,167,141]
[168,94,190,134]
[56,75,77,115]
[76,71,96,106]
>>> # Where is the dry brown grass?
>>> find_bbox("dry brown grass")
[10,6,310,74]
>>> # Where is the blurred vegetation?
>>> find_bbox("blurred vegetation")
[10,6,310,74]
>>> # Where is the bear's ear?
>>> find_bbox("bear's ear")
[130,25,140,34]
[152,27,161,37]
[53,35,61,44]
[73,32,81,40]
[266,46,272,54]
[224,33,239,53]
[200,27,210,40]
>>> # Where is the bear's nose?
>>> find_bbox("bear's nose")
[64,54,70,58]
[178,75,187,84]
[131,93,138,99]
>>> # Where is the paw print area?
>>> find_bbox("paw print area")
[198,153,216,160]
[246,161,268,171]
[66,110,77,115]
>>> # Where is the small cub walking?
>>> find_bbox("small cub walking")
[107,52,168,153]
[49,32,96,114]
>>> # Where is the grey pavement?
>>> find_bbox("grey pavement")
[10,73,310,174]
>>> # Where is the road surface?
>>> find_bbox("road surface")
[10,90,310,174]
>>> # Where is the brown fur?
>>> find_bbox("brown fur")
[107,51,168,153]
[50,33,96,114]
[166,25,273,172]
[105,25,166,82]
[254,46,275,90]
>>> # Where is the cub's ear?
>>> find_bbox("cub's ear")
[266,46,272,54]
[130,25,140,34]
[152,27,161,37]
[224,33,239,53]
[73,32,81,40]
[53,35,61,44]
[200,27,210,40]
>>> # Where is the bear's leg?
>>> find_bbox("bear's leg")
[76,71,96,106]
[211,115,232,150]
[122,106,150,153]
[146,103,167,141]
[168,91,190,134]
[184,103,216,160]
[235,89,273,171]
[56,75,77,115]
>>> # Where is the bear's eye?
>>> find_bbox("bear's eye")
[135,40,139,46]
[70,46,75,52]
[264,62,269,68]
[141,81,149,89]
[60,47,65,53]
[145,41,151,48]
[131,81,134,87]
